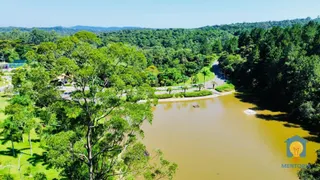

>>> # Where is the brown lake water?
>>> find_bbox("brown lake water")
[142,94,320,180]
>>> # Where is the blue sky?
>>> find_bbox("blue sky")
[1,0,319,28]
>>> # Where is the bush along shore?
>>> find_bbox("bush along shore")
[215,82,235,92]
[156,90,213,99]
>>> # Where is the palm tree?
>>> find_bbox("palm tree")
[192,75,199,85]
[197,84,204,91]
[160,79,167,87]
[182,86,189,94]
[182,75,189,85]
[212,81,217,89]
[201,68,211,85]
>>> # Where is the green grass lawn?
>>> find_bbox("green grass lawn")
[215,82,235,92]
[181,66,215,85]
[0,96,60,179]
[179,57,218,86]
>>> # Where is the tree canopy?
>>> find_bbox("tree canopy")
[4,31,177,179]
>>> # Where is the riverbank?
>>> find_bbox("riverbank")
[158,90,235,103]
[139,90,236,103]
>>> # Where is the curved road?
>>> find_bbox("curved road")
[0,76,13,92]
[212,61,227,86]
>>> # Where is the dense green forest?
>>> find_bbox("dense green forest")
[101,28,235,86]
[2,17,319,86]
[220,22,320,125]
[1,17,320,179]
[204,17,320,32]
[1,28,233,86]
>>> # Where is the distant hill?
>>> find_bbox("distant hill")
[0,16,319,35]
[0,26,144,35]
[200,17,320,32]
[70,26,142,32]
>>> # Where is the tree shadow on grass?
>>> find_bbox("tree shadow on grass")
[31,139,40,143]
[27,152,53,170]
[1,94,13,98]
[0,138,9,144]
[0,147,30,157]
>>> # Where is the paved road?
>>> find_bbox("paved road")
[205,61,226,88]
[0,76,13,92]
[0,84,13,92]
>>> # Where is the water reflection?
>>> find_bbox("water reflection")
[164,103,173,111]
[181,101,189,109]
[160,99,209,112]
[198,100,207,109]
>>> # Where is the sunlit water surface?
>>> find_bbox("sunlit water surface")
[142,94,320,180]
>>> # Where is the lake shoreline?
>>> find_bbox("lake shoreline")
[158,90,235,102]
[139,90,236,103]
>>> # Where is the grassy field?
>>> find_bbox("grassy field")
[215,82,235,92]
[178,66,215,86]
[0,95,60,179]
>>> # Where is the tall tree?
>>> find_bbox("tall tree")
[201,68,211,85]
[11,34,177,179]
[4,95,37,156]
[0,118,22,157]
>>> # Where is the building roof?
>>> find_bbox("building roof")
[13,60,27,63]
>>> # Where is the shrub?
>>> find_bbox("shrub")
[156,94,174,99]
[174,93,184,98]
[126,95,145,102]
[34,172,48,180]
[2,174,14,180]
[215,83,235,92]
[184,90,212,97]
[155,90,213,99]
